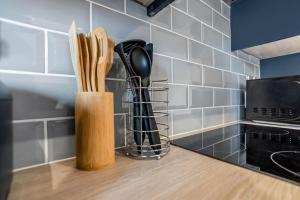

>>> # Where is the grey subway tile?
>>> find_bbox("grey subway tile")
[202,0,222,12]
[48,33,74,75]
[172,0,187,12]
[214,50,230,70]
[92,4,150,43]
[13,122,45,169]
[189,40,213,65]
[0,73,76,120]
[250,56,260,65]
[239,75,246,89]
[0,22,44,73]
[173,109,202,134]
[126,0,171,29]
[189,87,213,108]
[224,106,239,123]
[214,88,230,106]
[202,25,222,49]
[188,0,212,25]
[173,59,202,85]
[106,55,127,79]
[203,67,222,87]
[223,71,238,88]
[151,55,172,82]
[47,119,75,161]
[237,50,250,61]
[203,107,223,128]
[92,0,125,12]
[223,35,231,53]
[152,26,188,59]
[106,80,128,113]
[168,84,188,109]
[213,11,230,36]
[202,128,223,147]
[114,115,125,147]
[153,84,188,110]
[254,66,260,77]
[221,2,230,19]
[231,90,244,105]
[245,63,255,76]
[231,57,244,74]
[172,8,202,41]
[0,0,90,32]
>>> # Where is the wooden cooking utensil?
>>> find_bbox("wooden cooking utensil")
[105,38,115,76]
[89,33,98,92]
[93,28,108,92]
[68,21,83,92]
[81,35,91,92]
[77,34,87,92]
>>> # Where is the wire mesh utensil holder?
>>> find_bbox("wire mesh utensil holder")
[124,76,170,160]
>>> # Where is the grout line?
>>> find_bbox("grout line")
[124,0,127,13]
[13,116,75,123]
[44,121,48,163]
[90,2,93,32]
[13,157,76,172]
[170,58,174,83]
[0,17,68,36]
[171,121,238,138]
[124,114,127,147]
[171,6,230,38]
[44,31,48,74]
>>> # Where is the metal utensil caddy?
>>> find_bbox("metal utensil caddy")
[124,76,170,160]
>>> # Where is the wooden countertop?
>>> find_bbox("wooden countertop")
[8,146,300,200]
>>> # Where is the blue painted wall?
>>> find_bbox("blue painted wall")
[260,53,300,78]
[231,0,300,50]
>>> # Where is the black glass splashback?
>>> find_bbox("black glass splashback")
[246,75,300,124]
[172,124,300,185]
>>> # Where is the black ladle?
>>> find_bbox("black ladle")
[114,40,146,151]
[129,46,161,154]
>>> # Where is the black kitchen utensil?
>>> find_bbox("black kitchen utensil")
[114,40,146,151]
[129,46,161,154]
[114,40,161,154]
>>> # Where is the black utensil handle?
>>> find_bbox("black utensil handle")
[142,88,161,154]
[133,96,146,152]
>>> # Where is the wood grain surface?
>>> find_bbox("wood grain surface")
[75,92,115,171]
[8,147,300,200]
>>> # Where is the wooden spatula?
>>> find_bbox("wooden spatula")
[77,33,87,92]
[105,38,115,76]
[80,34,91,92]
[89,33,98,92]
[68,21,83,92]
[93,28,108,93]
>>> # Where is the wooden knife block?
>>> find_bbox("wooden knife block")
[75,92,115,170]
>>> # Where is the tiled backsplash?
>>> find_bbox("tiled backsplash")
[0,0,260,170]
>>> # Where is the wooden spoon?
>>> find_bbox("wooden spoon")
[68,21,83,92]
[89,33,98,92]
[93,28,108,93]
[105,38,115,76]
[77,33,87,92]
[81,35,91,92]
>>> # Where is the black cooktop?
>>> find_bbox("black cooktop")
[172,123,300,185]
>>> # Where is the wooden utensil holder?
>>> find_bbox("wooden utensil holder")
[75,92,115,170]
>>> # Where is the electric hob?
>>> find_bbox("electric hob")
[172,123,300,185]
